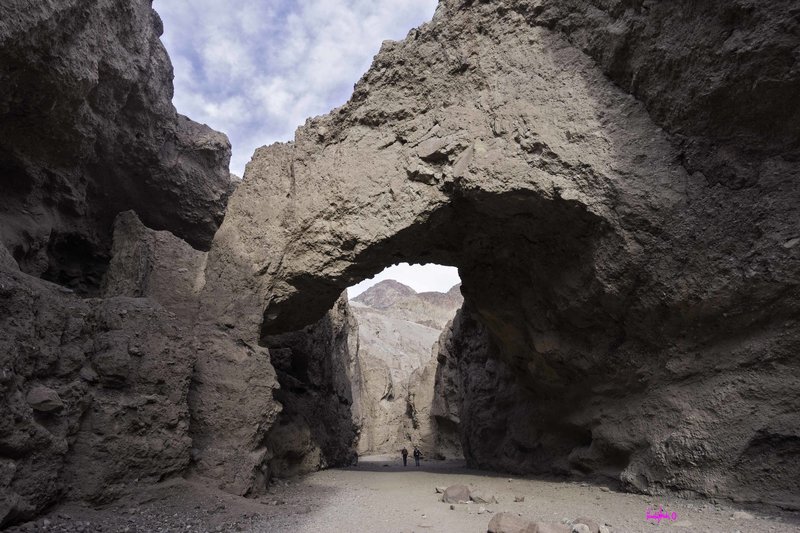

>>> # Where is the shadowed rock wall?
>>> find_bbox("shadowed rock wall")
[0,1,235,526]
[0,0,233,295]
[0,220,196,526]
[263,294,361,480]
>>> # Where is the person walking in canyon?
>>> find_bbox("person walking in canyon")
[401,447,408,466]
[413,447,422,467]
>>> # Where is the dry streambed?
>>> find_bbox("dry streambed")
[6,457,799,532]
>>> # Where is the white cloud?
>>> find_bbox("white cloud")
[153,0,439,176]
[348,263,461,298]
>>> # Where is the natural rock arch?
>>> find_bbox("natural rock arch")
[196,0,798,508]
[2,0,798,526]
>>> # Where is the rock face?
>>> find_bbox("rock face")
[0,1,235,526]
[0,238,195,526]
[351,281,463,456]
[1,0,799,525]
[0,0,233,295]
[207,0,800,510]
[263,294,361,479]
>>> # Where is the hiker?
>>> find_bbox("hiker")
[413,447,422,467]
[401,447,408,466]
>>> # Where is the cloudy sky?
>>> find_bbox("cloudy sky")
[154,0,438,176]
[154,0,458,295]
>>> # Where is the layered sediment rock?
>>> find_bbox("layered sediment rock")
[209,0,800,508]
[351,281,462,456]
[0,0,233,295]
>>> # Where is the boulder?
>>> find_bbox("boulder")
[442,484,471,504]
[528,524,571,533]
[527,524,571,533]
[487,512,535,533]
[25,386,63,412]
[472,490,499,504]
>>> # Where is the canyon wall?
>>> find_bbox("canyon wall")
[0,238,195,526]
[351,280,462,457]
[0,0,233,296]
[209,0,799,510]
[1,0,799,526]
[0,1,236,526]
[263,294,361,480]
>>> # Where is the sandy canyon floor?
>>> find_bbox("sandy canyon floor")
[8,457,800,533]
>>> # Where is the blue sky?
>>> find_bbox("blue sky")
[154,0,458,295]
[154,0,439,176]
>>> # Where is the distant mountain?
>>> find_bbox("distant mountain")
[352,279,417,309]
[352,280,462,330]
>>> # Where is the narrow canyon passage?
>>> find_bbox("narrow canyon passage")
[261,263,465,477]
[347,268,464,460]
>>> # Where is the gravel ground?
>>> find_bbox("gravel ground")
[7,456,800,532]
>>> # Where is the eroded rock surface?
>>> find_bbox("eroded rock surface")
[0,1,235,526]
[263,294,361,480]
[0,0,233,295]
[206,0,800,509]
[1,0,799,525]
[0,254,194,527]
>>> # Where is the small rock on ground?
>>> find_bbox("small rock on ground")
[442,484,471,504]
[574,516,600,533]
[488,512,533,533]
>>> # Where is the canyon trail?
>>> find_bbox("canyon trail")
[8,457,799,532]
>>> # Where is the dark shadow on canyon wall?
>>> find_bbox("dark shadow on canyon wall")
[262,294,361,482]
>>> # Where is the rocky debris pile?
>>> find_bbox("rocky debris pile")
[351,280,463,457]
